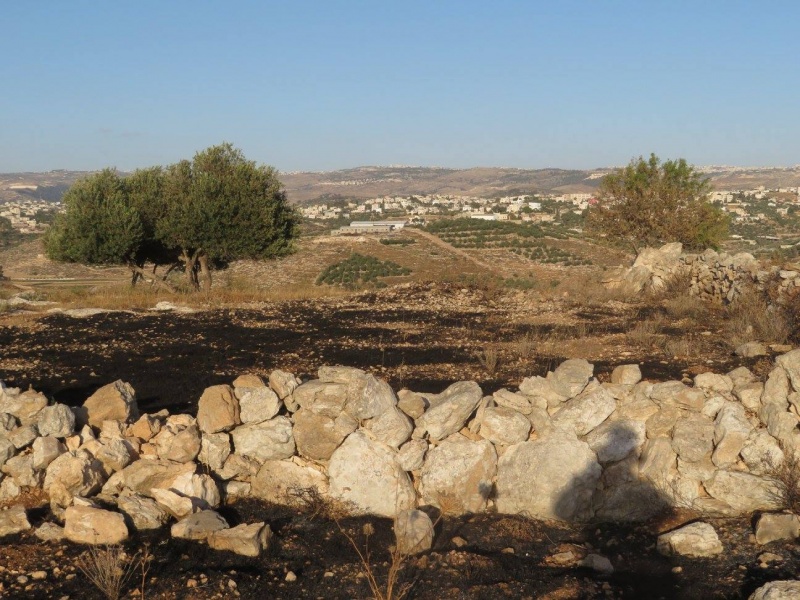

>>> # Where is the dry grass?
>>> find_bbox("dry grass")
[627,314,665,347]
[662,336,701,359]
[725,288,791,348]
[475,346,499,374]
[77,545,147,600]
[766,445,800,514]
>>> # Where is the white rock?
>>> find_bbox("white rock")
[551,386,616,436]
[394,509,434,555]
[153,417,201,463]
[776,349,800,392]
[231,416,295,463]
[32,436,66,471]
[397,440,427,471]
[585,418,646,463]
[37,404,75,438]
[0,504,30,537]
[704,470,782,514]
[611,364,642,385]
[0,390,48,424]
[479,407,531,445]
[269,369,300,400]
[208,522,272,557]
[748,580,800,600]
[672,415,714,463]
[694,373,733,394]
[344,374,397,420]
[755,513,800,545]
[657,522,722,557]
[251,459,329,506]
[199,432,232,471]
[64,506,128,545]
[496,433,601,521]
[712,402,753,468]
[116,493,169,530]
[741,430,785,475]
[328,431,416,517]
[369,406,413,449]
[420,434,496,514]
[44,452,105,497]
[237,386,281,424]
[416,381,483,441]
[292,409,354,461]
[547,359,594,398]
[518,376,566,409]
[81,381,138,428]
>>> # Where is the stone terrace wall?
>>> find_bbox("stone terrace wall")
[605,242,800,304]
[1,352,800,548]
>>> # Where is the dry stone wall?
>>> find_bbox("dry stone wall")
[605,242,800,304]
[2,353,800,553]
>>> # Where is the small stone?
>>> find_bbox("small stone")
[285,571,297,582]
[187,579,198,588]
[30,571,47,581]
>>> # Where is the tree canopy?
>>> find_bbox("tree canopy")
[585,154,728,252]
[45,143,299,291]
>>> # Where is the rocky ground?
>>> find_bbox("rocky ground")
[2,497,800,599]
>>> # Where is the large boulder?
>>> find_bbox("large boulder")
[116,493,169,530]
[368,407,413,449]
[153,416,201,463]
[292,380,348,417]
[104,458,197,497]
[344,374,397,421]
[171,510,229,540]
[672,415,714,463]
[237,386,281,424]
[0,505,31,538]
[81,381,138,428]
[712,402,753,468]
[585,418,646,463]
[656,522,722,558]
[420,434,496,514]
[776,349,800,392]
[230,416,295,463]
[416,381,483,441]
[64,506,128,545]
[749,581,800,600]
[496,433,601,521]
[43,451,105,497]
[0,390,48,424]
[196,385,240,434]
[754,513,800,545]
[328,431,415,517]
[704,470,782,514]
[269,369,300,400]
[478,407,531,445]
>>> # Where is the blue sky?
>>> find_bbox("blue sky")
[1,1,798,172]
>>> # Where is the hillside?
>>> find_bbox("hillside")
[3,164,800,206]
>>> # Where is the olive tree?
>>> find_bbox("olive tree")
[586,154,728,252]
[46,144,299,292]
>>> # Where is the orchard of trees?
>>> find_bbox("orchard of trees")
[586,154,729,252]
[45,144,299,292]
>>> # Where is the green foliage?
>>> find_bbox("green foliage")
[379,237,416,246]
[45,144,299,288]
[586,154,728,251]
[316,253,411,289]
[45,169,144,265]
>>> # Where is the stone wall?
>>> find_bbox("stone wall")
[2,353,800,550]
[604,242,800,304]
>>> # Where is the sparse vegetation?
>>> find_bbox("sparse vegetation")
[77,545,145,600]
[379,237,416,246]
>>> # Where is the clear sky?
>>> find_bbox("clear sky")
[2,1,798,172]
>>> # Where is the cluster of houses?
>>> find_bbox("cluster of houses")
[0,196,59,234]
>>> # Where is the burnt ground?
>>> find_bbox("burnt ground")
[1,497,799,600]
[0,282,792,599]
[0,282,760,414]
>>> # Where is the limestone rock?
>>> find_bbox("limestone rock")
[37,404,75,438]
[420,434,496,514]
[44,451,105,497]
[64,506,128,545]
[328,431,416,517]
[208,522,272,557]
[129,413,163,441]
[251,459,328,506]
[611,364,642,385]
[151,488,194,518]
[0,437,14,470]
[657,522,722,557]
[694,373,734,394]
[518,376,567,409]
[237,386,281,424]
[368,406,413,449]
[318,365,366,384]
[397,440,427,471]
[704,470,782,514]
[712,402,753,468]
[551,386,616,436]
[116,493,169,530]
[638,437,677,484]
[416,381,483,442]
[106,458,197,497]
[547,359,594,398]
[645,405,681,439]
[396,390,428,419]
[736,382,765,413]
[196,385,240,434]
[755,513,800,545]
[736,342,768,358]
[585,418,646,463]
[479,407,531,445]
[8,424,38,449]
[2,454,42,488]
[748,580,800,600]
[496,433,601,521]
[293,409,355,461]
[268,369,300,400]
[762,368,790,410]
[492,388,535,414]
[292,381,348,417]
[741,430,785,476]
[0,390,48,424]
[776,349,800,392]
[231,416,295,463]
[32,436,66,471]
[672,415,714,463]
[344,374,397,421]
[394,509,434,555]
[34,522,65,542]
[0,504,30,537]
[96,438,134,474]
[171,510,229,540]
[82,381,138,428]
[153,417,201,463]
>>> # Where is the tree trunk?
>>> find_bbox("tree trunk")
[181,250,199,290]
[198,254,212,294]
[127,263,176,293]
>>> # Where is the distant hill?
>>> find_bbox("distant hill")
[2,164,799,206]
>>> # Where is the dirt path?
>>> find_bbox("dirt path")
[406,227,496,271]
